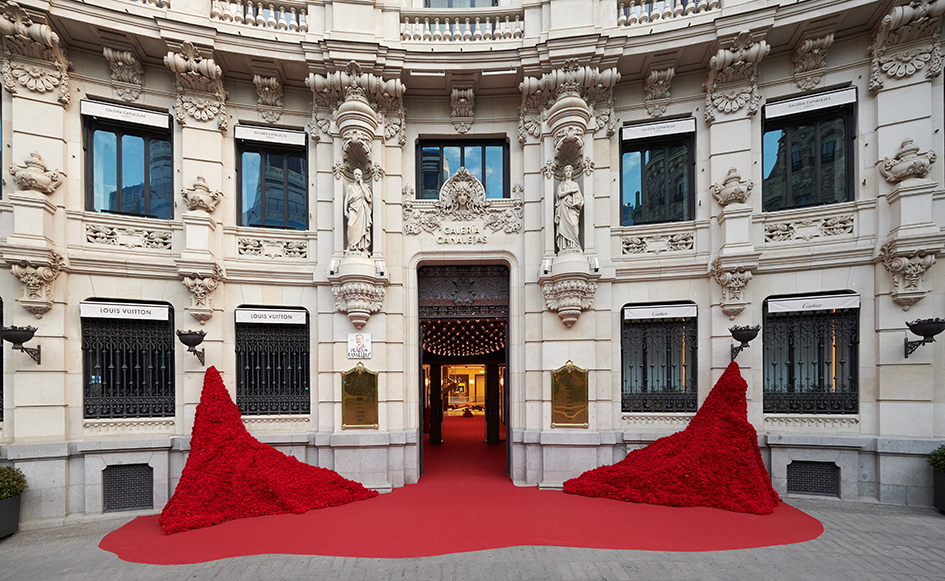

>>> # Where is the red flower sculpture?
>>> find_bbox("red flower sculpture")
[564,361,780,515]
[160,367,378,534]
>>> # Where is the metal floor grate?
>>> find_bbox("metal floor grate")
[103,464,153,512]
[787,461,840,497]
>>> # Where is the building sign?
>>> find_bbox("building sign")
[235,308,307,324]
[767,294,860,313]
[80,100,169,130]
[79,301,169,320]
[342,363,379,429]
[764,88,856,120]
[624,304,697,320]
[347,333,372,359]
[234,125,306,146]
[551,360,588,428]
[622,117,696,141]
[436,222,488,245]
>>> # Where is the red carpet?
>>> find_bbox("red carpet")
[100,414,822,563]
[565,361,780,514]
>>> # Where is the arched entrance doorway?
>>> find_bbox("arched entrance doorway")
[418,264,510,477]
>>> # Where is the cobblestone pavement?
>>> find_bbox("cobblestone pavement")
[1,498,944,581]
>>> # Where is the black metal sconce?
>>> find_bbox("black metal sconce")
[904,318,945,358]
[177,329,206,366]
[0,325,41,364]
[730,325,760,361]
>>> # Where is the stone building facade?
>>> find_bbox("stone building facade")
[0,0,943,528]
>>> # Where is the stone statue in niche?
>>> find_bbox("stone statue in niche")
[555,165,584,253]
[345,168,373,253]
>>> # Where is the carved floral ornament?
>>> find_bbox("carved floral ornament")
[869,0,945,94]
[9,250,64,317]
[0,1,71,107]
[793,34,834,90]
[87,224,172,250]
[542,277,598,328]
[878,240,938,310]
[622,232,694,255]
[253,74,283,123]
[451,86,474,133]
[181,264,225,324]
[878,138,937,183]
[164,41,227,131]
[704,31,770,124]
[709,257,753,319]
[8,151,64,194]
[181,176,223,213]
[332,280,385,329]
[103,47,143,102]
[238,238,307,259]
[644,67,674,117]
[764,214,854,243]
[709,167,753,206]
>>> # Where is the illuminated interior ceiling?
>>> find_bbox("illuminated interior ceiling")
[421,318,506,357]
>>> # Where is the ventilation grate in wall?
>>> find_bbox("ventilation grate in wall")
[786,460,840,497]
[103,463,153,512]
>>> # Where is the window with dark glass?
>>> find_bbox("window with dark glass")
[82,301,175,419]
[238,141,307,230]
[417,140,508,199]
[762,105,854,212]
[762,295,859,414]
[620,134,694,226]
[85,119,173,220]
[621,305,697,412]
[235,308,311,415]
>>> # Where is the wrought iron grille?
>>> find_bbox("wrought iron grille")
[763,308,858,414]
[235,321,311,415]
[787,461,840,497]
[621,317,697,412]
[418,265,509,319]
[82,316,175,419]
[103,464,154,512]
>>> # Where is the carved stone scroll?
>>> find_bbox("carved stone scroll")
[181,264,225,324]
[451,86,474,133]
[793,34,834,90]
[644,67,674,117]
[710,256,753,319]
[9,249,64,318]
[0,1,71,107]
[164,41,227,131]
[869,0,945,94]
[879,240,937,310]
[253,74,283,123]
[238,238,307,259]
[621,232,694,255]
[104,47,143,102]
[764,215,854,242]
[87,225,172,250]
[704,31,769,124]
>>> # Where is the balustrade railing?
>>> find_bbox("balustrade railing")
[616,0,719,26]
[210,0,308,32]
[401,9,523,42]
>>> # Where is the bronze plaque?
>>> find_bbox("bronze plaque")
[342,363,379,429]
[551,360,588,428]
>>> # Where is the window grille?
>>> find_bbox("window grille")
[235,320,311,415]
[763,307,858,414]
[786,461,840,497]
[82,315,175,419]
[103,464,154,512]
[621,316,697,412]
[620,134,694,225]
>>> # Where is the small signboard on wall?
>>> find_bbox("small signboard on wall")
[551,360,589,428]
[347,333,372,359]
[342,363,379,429]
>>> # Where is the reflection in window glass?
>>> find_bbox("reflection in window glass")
[464,146,482,183]
[621,136,692,226]
[93,130,117,214]
[122,135,145,215]
[238,144,307,230]
[443,146,461,183]
[416,141,508,199]
[242,152,262,226]
[149,140,173,221]
[287,155,306,230]
[485,146,502,199]
[421,147,441,200]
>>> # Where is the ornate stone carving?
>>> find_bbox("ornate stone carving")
[764,214,854,243]
[621,232,694,255]
[345,168,373,254]
[332,280,385,329]
[451,86,474,133]
[879,240,937,309]
[86,225,172,250]
[238,238,307,259]
[542,278,598,328]
[710,167,753,206]
[181,176,223,213]
[879,138,937,183]
[793,34,834,90]
[869,0,945,94]
[103,47,143,101]
[644,67,674,117]
[402,170,524,237]
[0,1,71,106]
[764,416,859,429]
[9,250,64,317]
[8,151,64,194]
[704,31,769,124]
[710,256,753,319]
[555,165,584,253]
[622,414,693,428]
[253,74,283,123]
[181,264,224,324]
[83,419,176,433]
[164,41,227,131]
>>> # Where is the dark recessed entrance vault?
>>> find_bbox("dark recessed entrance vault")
[418,265,510,476]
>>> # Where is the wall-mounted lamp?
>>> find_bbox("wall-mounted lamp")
[904,318,945,358]
[177,329,206,366]
[730,325,760,361]
[0,325,41,364]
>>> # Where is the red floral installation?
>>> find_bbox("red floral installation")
[564,361,781,515]
[159,367,377,534]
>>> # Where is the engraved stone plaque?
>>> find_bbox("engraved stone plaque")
[551,360,588,428]
[342,363,379,429]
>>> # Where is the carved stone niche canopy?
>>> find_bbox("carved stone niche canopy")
[330,254,387,329]
[879,138,937,183]
[869,0,945,94]
[710,256,755,320]
[540,252,600,328]
[0,1,71,107]
[164,41,227,131]
[2,247,65,318]
[179,263,225,324]
[704,30,770,124]
[9,151,64,194]
[878,239,939,310]
[104,46,143,102]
